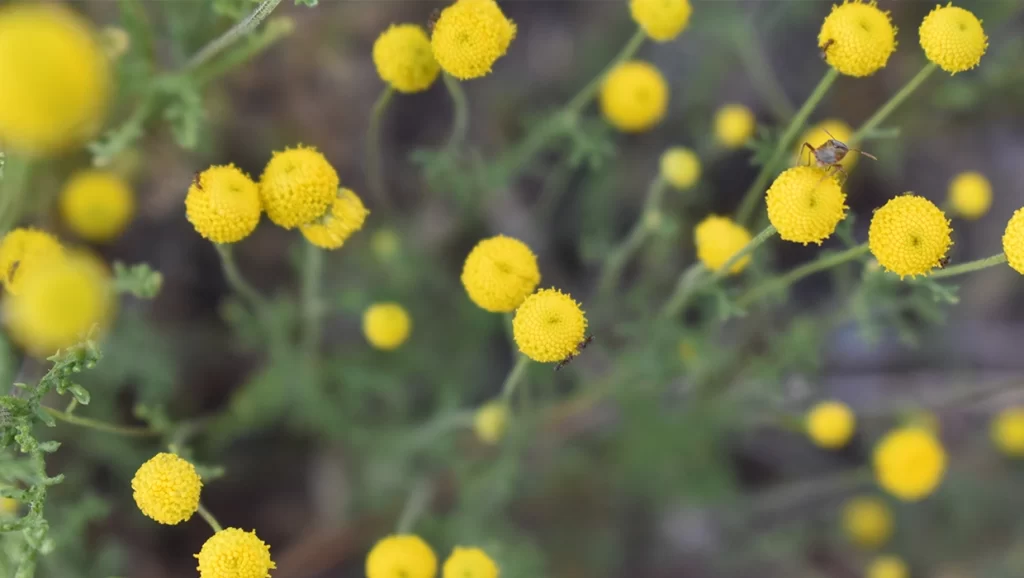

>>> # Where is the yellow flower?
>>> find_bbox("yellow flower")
[367,534,438,578]
[59,170,134,243]
[196,528,275,578]
[1,497,16,516]
[818,1,897,77]
[766,166,847,245]
[660,147,701,190]
[629,0,692,42]
[373,24,440,93]
[300,188,369,250]
[1003,208,1024,275]
[599,61,669,133]
[513,288,587,363]
[868,195,952,278]
[4,251,114,357]
[947,171,991,220]
[0,3,110,155]
[431,0,515,80]
[806,400,856,449]
[186,165,262,244]
[363,302,412,351]
[714,104,755,149]
[259,145,338,229]
[842,496,892,549]
[873,427,946,501]
[694,215,752,275]
[372,228,401,262]
[442,547,499,578]
[919,4,987,74]
[131,453,202,525]
[461,235,541,313]
[991,407,1024,457]
[0,228,64,295]
[795,119,858,170]
[473,402,508,445]
[867,555,908,578]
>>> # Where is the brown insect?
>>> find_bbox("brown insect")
[554,335,594,372]
[937,255,951,269]
[427,8,441,31]
[819,39,835,60]
[800,129,877,185]
[192,171,203,190]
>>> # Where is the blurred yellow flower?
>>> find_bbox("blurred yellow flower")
[513,288,587,363]
[442,547,499,578]
[868,195,951,278]
[473,402,508,445]
[1002,208,1024,275]
[599,61,668,133]
[300,188,369,250]
[371,228,401,262]
[131,452,202,525]
[714,104,755,149]
[806,400,855,449]
[59,170,134,243]
[373,24,440,93]
[259,146,338,229]
[818,0,897,77]
[919,4,987,74]
[842,496,892,549]
[694,215,752,275]
[461,235,540,313]
[363,302,412,351]
[873,427,946,501]
[431,0,515,80]
[659,147,701,190]
[629,0,692,42]
[796,119,857,170]
[991,407,1024,457]
[766,166,847,245]
[367,534,438,578]
[867,555,908,578]
[0,228,64,295]
[186,165,262,244]
[0,497,16,516]
[196,528,275,578]
[947,171,991,220]
[0,3,110,155]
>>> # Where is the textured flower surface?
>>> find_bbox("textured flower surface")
[947,171,991,220]
[867,555,908,578]
[196,528,275,578]
[660,147,701,190]
[629,0,692,42]
[60,170,135,243]
[461,235,540,313]
[0,228,64,295]
[818,0,897,77]
[1003,208,1024,275]
[919,4,987,74]
[714,104,755,149]
[363,302,412,351]
[513,288,587,363]
[766,166,847,245]
[259,146,338,229]
[842,496,892,549]
[599,60,668,133]
[694,215,752,275]
[795,119,857,170]
[868,195,951,278]
[431,0,515,80]
[300,188,369,249]
[806,400,855,449]
[366,534,438,578]
[991,407,1024,457]
[442,547,499,578]
[186,165,262,244]
[373,24,440,93]
[0,3,110,155]
[131,453,202,525]
[473,402,508,445]
[873,427,947,501]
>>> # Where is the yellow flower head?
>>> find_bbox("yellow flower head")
[694,215,752,275]
[660,147,701,190]
[873,427,946,501]
[0,228,64,295]
[991,407,1024,457]
[842,496,892,549]
[868,194,952,278]
[0,3,110,155]
[431,0,515,80]
[259,145,339,229]
[513,288,587,363]
[1003,208,1024,275]
[373,24,440,93]
[766,166,847,245]
[806,400,856,449]
[473,402,508,445]
[186,165,262,244]
[919,4,987,74]
[599,61,669,133]
[0,497,16,516]
[372,228,401,262]
[367,534,438,578]
[629,0,693,42]
[363,302,412,351]
[443,547,499,578]
[300,188,369,250]
[4,251,114,357]
[59,170,134,243]
[867,555,908,578]
[714,104,755,149]
[461,235,541,313]
[819,0,897,77]
[947,171,991,220]
[196,528,275,578]
[796,119,857,170]
[131,452,202,525]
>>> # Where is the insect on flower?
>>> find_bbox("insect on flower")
[800,129,877,185]
[192,171,203,191]
[819,38,835,60]
[554,334,594,372]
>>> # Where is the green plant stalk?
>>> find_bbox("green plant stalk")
[735,242,869,308]
[215,244,269,311]
[0,156,31,235]
[395,478,432,534]
[367,86,395,211]
[197,502,223,533]
[736,68,840,225]
[850,62,938,145]
[443,74,470,150]
[597,176,668,298]
[565,28,647,115]
[500,355,531,402]
[301,242,325,364]
[184,0,284,72]
[42,407,158,437]
[193,16,295,86]
[928,253,1007,279]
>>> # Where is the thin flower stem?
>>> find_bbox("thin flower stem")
[597,176,668,298]
[0,156,31,235]
[367,86,395,211]
[851,62,938,145]
[197,502,223,533]
[42,406,159,437]
[735,242,869,309]
[565,28,647,115]
[395,478,432,534]
[193,15,294,86]
[928,253,1007,279]
[300,242,324,361]
[443,74,470,150]
[736,68,840,225]
[500,355,531,403]
[215,244,269,311]
[184,0,284,72]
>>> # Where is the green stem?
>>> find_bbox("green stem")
[851,63,938,145]
[197,502,223,533]
[928,253,1007,279]
[193,15,294,86]
[367,86,395,211]
[735,242,869,308]
[395,478,432,534]
[500,355,531,402]
[184,0,284,72]
[597,176,667,298]
[42,406,158,437]
[0,156,30,235]
[736,68,839,225]
[565,28,647,115]
[301,242,324,359]
[215,244,269,311]
[442,74,470,150]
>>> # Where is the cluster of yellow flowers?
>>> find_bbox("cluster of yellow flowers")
[367,534,499,578]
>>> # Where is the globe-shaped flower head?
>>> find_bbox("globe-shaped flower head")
[431,0,516,80]
[660,147,701,190]
[806,400,856,449]
[868,195,952,278]
[714,104,755,149]
[461,235,541,313]
[867,555,908,578]
[842,496,892,549]
[1003,208,1024,275]
[442,547,499,578]
[59,170,135,243]
[873,426,946,501]
[473,402,508,445]
[629,0,693,42]
[766,166,847,245]
[919,4,987,74]
[195,528,276,578]
[186,165,262,244]
[259,145,339,229]
[366,534,438,578]
[0,228,64,295]
[947,171,991,220]
[300,188,369,250]
[991,407,1024,457]
[363,303,412,351]
[599,61,669,133]
[694,215,752,275]
[131,452,202,525]
[818,1,897,77]
[513,288,587,363]
[373,24,440,93]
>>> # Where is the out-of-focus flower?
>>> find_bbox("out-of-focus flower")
[374,24,440,93]
[842,496,892,549]
[660,147,701,190]
[0,228,63,295]
[991,407,1024,457]
[461,235,540,313]
[806,400,856,449]
[363,303,412,351]
[442,547,499,578]
[599,61,668,133]
[60,170,134,243]
[714,104,755,149]
[300,188,369,250]
[866,555,908,578]
[873,427,946,501]
[694,215,752,275]
[473,402,508,445]
[367,535,438,578]
[947,171,991,220]
[629,0,692,42]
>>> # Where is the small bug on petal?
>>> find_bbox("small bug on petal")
[800,129,877,185]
